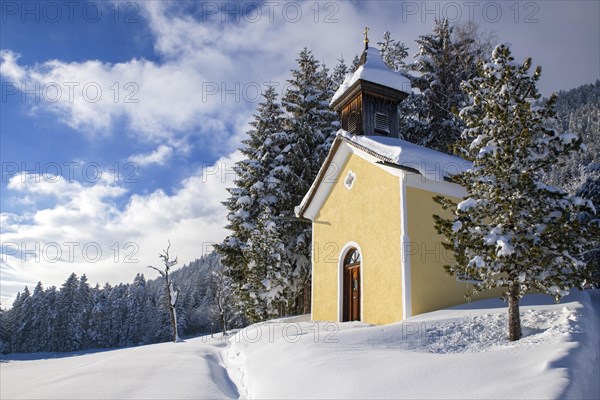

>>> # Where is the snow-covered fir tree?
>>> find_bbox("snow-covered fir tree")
[434,44,599,341]
[0,305,7,353]
[216,86,288,321]
[56,273,84,351]
[219,49,338,321]
[332,57,350,87]
[276,48,338,315]
[401,19,489,153]
[377,30,408,72]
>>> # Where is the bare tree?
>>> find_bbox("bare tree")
[148,240,182,343]
[211,268,231,336]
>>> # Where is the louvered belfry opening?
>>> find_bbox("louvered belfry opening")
[374,112,389,135]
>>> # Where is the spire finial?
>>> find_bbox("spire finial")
[363,26,369,49]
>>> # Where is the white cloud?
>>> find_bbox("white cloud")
[0,151,242,306]
[128,144,173,166]
[0,2,396,154]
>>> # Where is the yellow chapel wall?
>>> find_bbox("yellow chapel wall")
[405,186,502,316]
[312,153,403,325]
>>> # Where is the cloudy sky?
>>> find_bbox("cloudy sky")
[1,0,599,306]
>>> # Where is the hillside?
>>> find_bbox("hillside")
[2,291,598,399]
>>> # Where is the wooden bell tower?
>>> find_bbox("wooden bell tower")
[330,28,410,138]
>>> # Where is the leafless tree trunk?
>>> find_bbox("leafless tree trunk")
[148,240,181,343]
[212,269,229,336]
[508,282,522,341]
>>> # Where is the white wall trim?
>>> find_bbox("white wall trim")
[399,172,412,319]
[310,222,315,321]
[337,241,364,322]
[404,172,466,198]
[303,144,351,221]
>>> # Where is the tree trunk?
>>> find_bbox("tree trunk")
[169,305,178,342]
[220,311,226,336]
[165,282,178,342]
[508,283,522,341]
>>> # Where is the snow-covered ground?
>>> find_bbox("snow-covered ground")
[2,291,599,399]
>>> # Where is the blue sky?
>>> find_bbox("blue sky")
[1,0,599,305]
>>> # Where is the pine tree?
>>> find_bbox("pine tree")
[434,44,599,341]
[351,54,361,73]
[27,282,47,352]
[125,274,149,345]
[402,19,488,153]
[78,274,94,348]
[0,305,7,353]
[332,57,350,88]
[11,287,32,352]
[43,286,59,351]
[377,31,408,72]
[216,86,287,321]
[274,48,337,315]
[56,273,83,351]
[89,283,111,348]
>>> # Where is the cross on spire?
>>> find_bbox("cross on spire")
[363,26,370,49]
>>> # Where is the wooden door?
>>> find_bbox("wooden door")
[343,249,361,322]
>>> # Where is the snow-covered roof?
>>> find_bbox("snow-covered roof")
[295,130,471,219]
[330,47,411,106]
[337,131,472,179]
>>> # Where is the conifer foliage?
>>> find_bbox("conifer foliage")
[434,44,599,341]
[401,19,488,153]
[217,49,338,321]
[0,252,234,354]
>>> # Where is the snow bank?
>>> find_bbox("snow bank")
[0,335,239,400]
[227,291,599,399]
[339,130,472,181]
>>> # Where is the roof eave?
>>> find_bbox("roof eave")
[331,79,410,111]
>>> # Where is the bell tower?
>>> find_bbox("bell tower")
[330,28,411,138]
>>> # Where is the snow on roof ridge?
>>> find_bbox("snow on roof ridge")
[337,130,472,180]
[330,47,411,106]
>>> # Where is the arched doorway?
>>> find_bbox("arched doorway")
[342,248,361,322]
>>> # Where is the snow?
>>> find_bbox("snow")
[0,335,239,399]
[451,220,462,232]
[331,47,411,105]
[2,291,598,399]
[468,255,485,268]
[560,132,578,145]
[227,291,599,399]
[496,238,516,256]
[457,197,478,211]
[338,130,472,181]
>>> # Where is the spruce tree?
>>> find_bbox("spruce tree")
[277,48,338,315]
[216,86,287,321]
[56,273,83,351]
[402,19,487,153]
[27,282,46,352]
[332,58,350,88]
[377,31,408,72]
[0,305,7,353]
[434,44,599,341]
[11,287,32,352]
